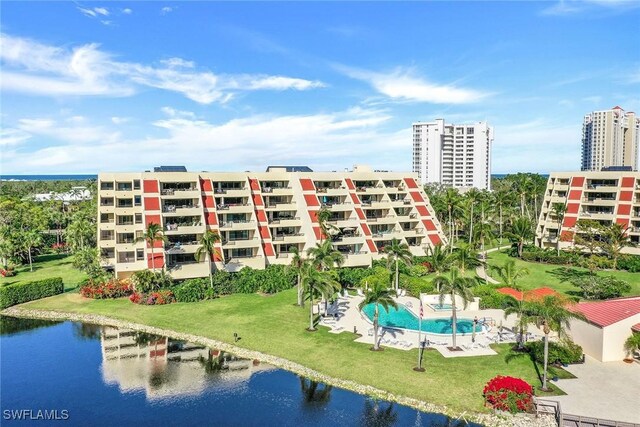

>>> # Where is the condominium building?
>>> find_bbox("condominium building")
[581,106,639,172]
[412,119,493,190]
[536,171,640,255]
[97,165,446,280]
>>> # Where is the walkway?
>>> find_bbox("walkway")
[545,357,640,424]
[476,265,499,284]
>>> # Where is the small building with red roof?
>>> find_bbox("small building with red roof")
[567,296,640,362]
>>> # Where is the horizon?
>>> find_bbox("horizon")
[1,2,639,175]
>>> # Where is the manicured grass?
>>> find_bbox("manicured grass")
[0,254,87,291]
[24,288,568,413]
[485,251,640,297]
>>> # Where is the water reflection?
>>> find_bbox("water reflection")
[0,316,61,336]
[362,400,398,427]
[300,378,333,406]
[100,326,273,400]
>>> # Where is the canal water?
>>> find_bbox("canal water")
[0,316,481,426]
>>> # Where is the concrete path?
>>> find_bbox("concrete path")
[546,357,640,424]
[476,265,500,284]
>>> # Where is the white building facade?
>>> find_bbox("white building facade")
[412,119,493,190]
[581,106,639,172]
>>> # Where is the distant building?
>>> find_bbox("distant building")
[32,186,91,202]
[581,106,639,172]
[412,119,493,190]
[97,165,446,279]
[535,171,640,255]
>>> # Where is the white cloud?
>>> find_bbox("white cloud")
[0,33,325,103]
[541,0,640,15]
[338,65,488,104]
[0,128,31,146]
[94,7,109,16]
[122,8,132,15]
[1,108,413,174]
[77,6,112,24]
[111,116,131,125]
[160,6,173,15]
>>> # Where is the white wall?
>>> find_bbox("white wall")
[602,313,640,362]
[567,319,604,361]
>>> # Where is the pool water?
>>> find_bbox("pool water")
[429,303,453,311]
[362,304,478,334]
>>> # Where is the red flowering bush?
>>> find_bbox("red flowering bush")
[129,290,175,306]
[80,278,133,299]
[0,267,15,277]
[51,243,67,253]
[483,375,534,413]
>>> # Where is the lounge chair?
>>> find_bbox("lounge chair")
[357,289,365,297]
[405,301,413,308]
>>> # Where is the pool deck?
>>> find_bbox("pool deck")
[319,295,533,358]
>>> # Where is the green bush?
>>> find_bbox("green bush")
[132,270,173,293]
[0,277,64,309]
[571,274,631,300]
[231,265,296,294]
[401,275,434,298]
[526,340,583,365]
[473,284,509,309]
[174,279,208,302]
[618,255,640,273]
[211,270,234,295]
[338,267,371,287]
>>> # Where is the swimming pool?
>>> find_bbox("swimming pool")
[428,303,454,311]
[361,304,480,335]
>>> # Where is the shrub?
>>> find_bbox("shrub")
[129,290,175,305]
[174,279,208,302]
[51,243,67,254]
[231,265,296,294]
[526,340,583,365]
[618,255,640,273]
[483,375,533,413]
[570,274,631,300]
[132,270,173,293]
[473,284,509,309]
[211,270,234,295]
[0,277,64,309]
[401,275,434,298]
[338,267,370,288]
[80,278,133,299]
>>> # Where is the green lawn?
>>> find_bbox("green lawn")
[485,251,640,296]
[0,254,87,291]
[23,288,569,414]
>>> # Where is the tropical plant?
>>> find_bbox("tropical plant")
[433,268,475,348]
[601,223,633,270]
[65,212,94,251]
[521,296,586,390]
[286,246,307,306]
[473,219,495,257]
[491,260,530,288]
[506,217,534,258]
[382,238,412,292]
[465,188,482,245]
[451,244,481,274]
[425,244,451,275]
[493,190,513,247]
[299,261,341,331]
[443,188,463,253]
[502,295,529,349]
[195,230,222,289]
[316,207,339,242]
[358,280,397,350]
[307,239,345,271]
[624,333,640,360]
[22,231,42,272]
[135,222,168,272]
[551,203,567,256]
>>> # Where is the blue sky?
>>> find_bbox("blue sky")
[1,1,639,175]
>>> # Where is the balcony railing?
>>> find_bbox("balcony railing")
[269,216,300,224]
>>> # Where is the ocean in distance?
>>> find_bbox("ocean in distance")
[1,174,546,181]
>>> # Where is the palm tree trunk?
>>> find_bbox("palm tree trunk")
[448,208,453,253]
[542,332,550,390]
[499,205,503,247]
[297,274,303,306]
[557,219,561,256]
[451,296,457,348]
[208,253,213,289]
[28,247,33,272]
[309,287,315,331]
[468,204,474,245]
[395,258,399,292]
[373,305,379,350]
[150,244,156,273]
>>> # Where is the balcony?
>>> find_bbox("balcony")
[164,224,204,234]
[216,203,253,213]
[272,233,306,244]
[222,237,260,249]
[219,220,256,230]
[163,204,201,215]
[161,188,200,198]
[268,216,301,226]
[265,202,297,211]
[165,242,199,254]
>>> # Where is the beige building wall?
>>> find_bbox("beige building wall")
[536,171,640,255]
[566,319,604,361]
[581,107,639,171]
[98,166,447,280]
[602,313,640,362]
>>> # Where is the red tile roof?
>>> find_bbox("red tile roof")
[632,323,640,333]
[572,297,640,328]
[496,287,561,302]
[612,105,623,110]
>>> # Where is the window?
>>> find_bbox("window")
[133,180,141,190]
[136,248,144,261]
[134,195,141,206]
[135,213,142,224]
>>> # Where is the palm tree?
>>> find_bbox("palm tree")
[494,261,531,349]
[465,188,481,245]
[506,217,534,258]
[522,296,585,391]
[307,239,344,271]
[503,295,530,349]
[358,280,397,351]
[425,244,451,275]
[491,259,530,288]
[473,219,495,259]
[443,188,463,253]
[602,223,633,270]
[511,174,532,218]
[135,222,168,272]
[451,244,481,275]
[382,238,412,292]
[316,207,339,242]
[433,268,475,348]
[300,262,341,331]
[288,246,306,306]
[195,230,221,289]
[66,215,93,251]
[493,190,513,248]
[22,231,42,272]
[624,333,640,360]
[551,203,567,256]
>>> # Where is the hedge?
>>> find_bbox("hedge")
[0,277,64,309]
